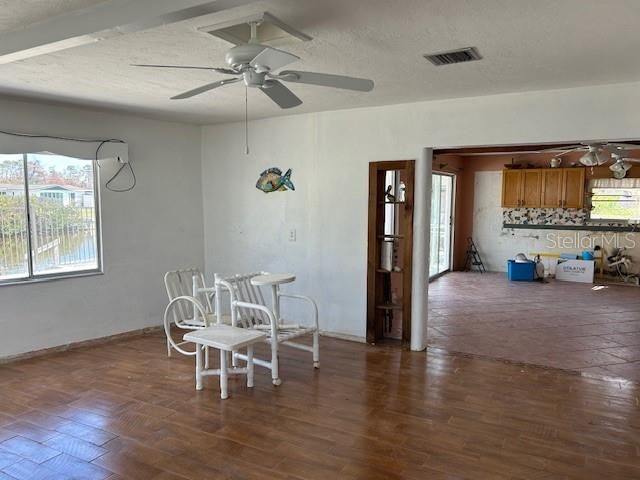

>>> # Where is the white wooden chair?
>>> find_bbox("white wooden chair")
[214,272,319,386]
[163,269,217,356]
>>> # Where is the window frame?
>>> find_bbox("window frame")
[589,187,640,224]
[589,186,640,224]
[0,153,103,286]
[587,177,640,224]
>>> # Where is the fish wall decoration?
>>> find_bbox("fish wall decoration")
[256,168,295,193]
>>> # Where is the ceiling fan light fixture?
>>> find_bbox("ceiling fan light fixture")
[579,151,597,166]
[580,146,608,166]
[596,153,609,166]
[610,160,632,173]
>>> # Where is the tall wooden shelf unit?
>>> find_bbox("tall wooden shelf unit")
[367,160,415,346]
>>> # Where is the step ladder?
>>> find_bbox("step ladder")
[464,237,486,273]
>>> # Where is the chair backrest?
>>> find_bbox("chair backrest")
[164,269,213,322]
[215,272,270,328]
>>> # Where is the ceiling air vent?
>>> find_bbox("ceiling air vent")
[423,47,482,66]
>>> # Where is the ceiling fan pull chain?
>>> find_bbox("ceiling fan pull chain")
[245,85,250,155]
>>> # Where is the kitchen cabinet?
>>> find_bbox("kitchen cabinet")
[521,170,542,207]
[542,168,586,208]
[501,169,541,207]
[562,168,585,208]
[501,170,523,207]
[540,169,563,207]
[503,167,585,209]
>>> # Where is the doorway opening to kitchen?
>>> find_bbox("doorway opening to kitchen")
[427,141,640,382]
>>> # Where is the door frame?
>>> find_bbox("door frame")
[429,171,456,280]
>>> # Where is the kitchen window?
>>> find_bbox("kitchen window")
[0,153,101,284]
[589,178,640,223]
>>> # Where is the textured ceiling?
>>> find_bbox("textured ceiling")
[1,0,640,124]
[0,0,106,32]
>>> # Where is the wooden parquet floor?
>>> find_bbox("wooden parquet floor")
[1,332,640,479]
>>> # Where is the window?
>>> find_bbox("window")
[0,153,101,283]
[590,178,640,222]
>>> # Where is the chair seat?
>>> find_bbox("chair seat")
[252,325,316,342]
[184,325,266,351]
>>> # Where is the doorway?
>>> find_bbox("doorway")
[430,173,454,278]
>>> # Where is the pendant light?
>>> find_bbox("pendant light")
[579,145,608,166]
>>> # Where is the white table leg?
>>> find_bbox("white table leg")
[247,345,254,388]
[195,344,203,391]
[271,285,280,324]
[220,348,228,400]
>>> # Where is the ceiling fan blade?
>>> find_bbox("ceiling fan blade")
[170,77,241,100]
[608,143,640,152]
[279,70,374,92]
[133,64,238,75]
[260,80,302,109]
[539,145,583,153]
[250,47,299,72]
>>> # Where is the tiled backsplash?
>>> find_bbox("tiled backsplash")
[503,208,629,227]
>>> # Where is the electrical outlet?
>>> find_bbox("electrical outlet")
[288,228,297,242]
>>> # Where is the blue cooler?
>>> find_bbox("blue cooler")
[507,260,535,281]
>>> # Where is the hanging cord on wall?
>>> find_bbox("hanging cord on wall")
[0,129,123,144]
[244,85,250,155]
[95,140,136,192]
[0,129,133,192]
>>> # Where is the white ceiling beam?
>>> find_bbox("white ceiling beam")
[0,0,256,65]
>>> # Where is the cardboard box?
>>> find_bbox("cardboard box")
[555,259,594,284]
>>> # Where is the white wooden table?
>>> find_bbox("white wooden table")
[250,273,296,324]
[183,326,266,400]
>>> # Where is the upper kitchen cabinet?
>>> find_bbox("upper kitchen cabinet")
[501,169,541,208]
[540,168,564,207]
[502,170,524,207]
[521,170,542,207]
[562,168,586,208]
[503,167,585,209]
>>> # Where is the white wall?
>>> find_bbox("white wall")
[202,81,640,340]
[0,97,203,358]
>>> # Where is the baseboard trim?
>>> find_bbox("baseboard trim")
[1,326,365,365]
[320,330,366,343]
[0,326,163,365]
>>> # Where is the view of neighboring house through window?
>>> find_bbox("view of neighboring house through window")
[0,153,100,283]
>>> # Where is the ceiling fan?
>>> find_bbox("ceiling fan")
[133,21,374,108]
[610,150,640,179]
[545,142,640,176]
